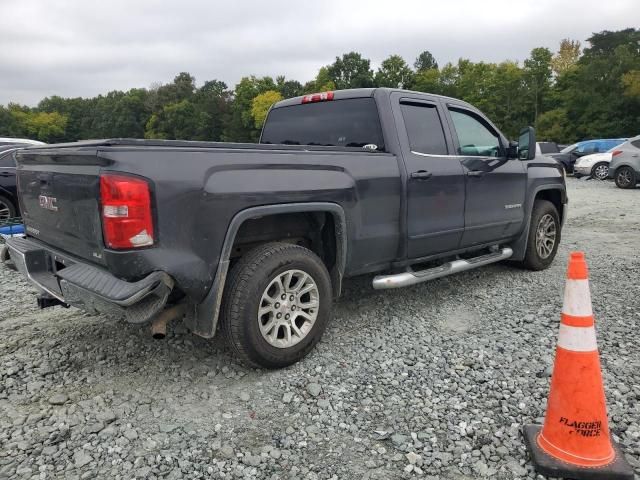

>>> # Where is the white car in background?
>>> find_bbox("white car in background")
[574,146,625,180]
[0,137,46,147]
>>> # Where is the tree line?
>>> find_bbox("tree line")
[1,28,638,145]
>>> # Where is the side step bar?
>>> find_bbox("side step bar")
[372,247,513,290]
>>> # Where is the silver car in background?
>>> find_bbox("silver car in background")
[608,135,640,189]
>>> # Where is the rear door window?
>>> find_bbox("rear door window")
[400,102,448,155]
[261,98,385,151]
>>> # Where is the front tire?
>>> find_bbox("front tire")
[220,242,332,369]
[591,162,609,180]
[520,200,561,271]
[614,167,636,189]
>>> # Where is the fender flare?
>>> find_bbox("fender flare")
[186,202,348,338]
[510,185,567,261]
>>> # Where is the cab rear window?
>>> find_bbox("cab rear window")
[261,98,385,151]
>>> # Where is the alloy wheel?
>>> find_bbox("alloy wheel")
[535,213,556,259]
[593,164,609,180]
[258,269,319,349]
[617,169,632,188]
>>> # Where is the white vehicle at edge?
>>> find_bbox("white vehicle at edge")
[0,137,46,146]
[574,146,624,180]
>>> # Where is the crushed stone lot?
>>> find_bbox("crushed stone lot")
[1,177,639,480]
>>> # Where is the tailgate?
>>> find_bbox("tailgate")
[16,149,106,264]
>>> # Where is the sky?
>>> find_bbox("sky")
[1,0,638,106]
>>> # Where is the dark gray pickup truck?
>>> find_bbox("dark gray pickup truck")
[4,88,567,368]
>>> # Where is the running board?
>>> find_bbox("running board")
[372,247,513,290]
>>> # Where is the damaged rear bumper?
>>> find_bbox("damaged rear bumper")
[5,236,173,324]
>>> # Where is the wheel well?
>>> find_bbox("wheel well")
[535,189,563,220]
[230,211,341,295]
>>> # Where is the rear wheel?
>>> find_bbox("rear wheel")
[591,162,609,180]
[221,242,332,369]
[520,200,561,271]
[0,195,16,221]
[614,167,636,189]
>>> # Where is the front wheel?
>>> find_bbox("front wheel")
[520,200,561,271]
[220,242,332,369]
[591,162,609,180]
[614,167,636,189]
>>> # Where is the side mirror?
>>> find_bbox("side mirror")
[506,141,519,159]
[518,126,536,160]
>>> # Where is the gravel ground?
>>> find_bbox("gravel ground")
[1,177,639,480]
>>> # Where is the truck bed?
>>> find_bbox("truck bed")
[15,138,401,303]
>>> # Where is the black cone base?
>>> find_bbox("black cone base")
[523,425,634,480]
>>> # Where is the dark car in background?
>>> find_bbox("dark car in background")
[0,144,35,220]
[535,142,560,155]
[548,138,627,173]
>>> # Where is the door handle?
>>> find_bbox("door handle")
[410,170,432,180]
[466,170,485,177]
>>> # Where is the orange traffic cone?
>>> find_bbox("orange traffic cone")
[524,252,633,479]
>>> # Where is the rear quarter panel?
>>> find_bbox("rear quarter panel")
[97,146,402,300]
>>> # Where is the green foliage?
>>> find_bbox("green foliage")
[414,51,438,72]
[549,28,640,140]
[551,39,581,76]
[622,70,640,99]
[145,100,202,140]
[276,76,304,99]
[537,108,572,143]
[251,90,283,128]
[1,29,637,145]
[223,76,277,142]
[326,52,374,89]
[524,47,553,125]
[412,68,441,94]
[375,55,414,88]
[2,105,67,142]
[303,67,336,93]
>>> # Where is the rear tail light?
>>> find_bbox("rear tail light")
[100,173,154,249]
[612,150,622,157]
[301,91,334,103]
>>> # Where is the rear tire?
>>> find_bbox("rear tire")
[614,167,636,189]
[220,242,332,369]
[0,195,16,221]
[591,162,609,180]
[520,200,561,271]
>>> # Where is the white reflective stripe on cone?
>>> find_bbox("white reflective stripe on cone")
[557,324,598,352]
[562,279,593,317]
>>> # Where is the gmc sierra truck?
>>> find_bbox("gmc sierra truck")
[4,88,567,368]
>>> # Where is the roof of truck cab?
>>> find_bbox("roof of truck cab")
[272,87,475,109]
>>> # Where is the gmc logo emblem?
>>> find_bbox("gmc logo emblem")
[39,195,58,212]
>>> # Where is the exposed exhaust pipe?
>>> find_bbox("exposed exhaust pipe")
[151,304,187,339]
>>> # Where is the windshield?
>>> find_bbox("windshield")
[560,143,578,153]
[261,98,385,151]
